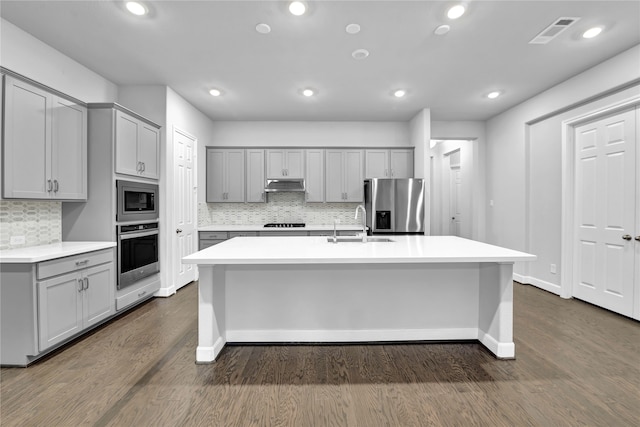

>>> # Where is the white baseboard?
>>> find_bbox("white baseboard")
[226,328,479,343]
[477,330,515,359]
[513,273,561,296]
[154,286,176,298]
[196,337,226,363]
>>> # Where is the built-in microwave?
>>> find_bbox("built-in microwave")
[116,180,159,222]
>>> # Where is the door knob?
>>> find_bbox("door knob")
[176,229,183,234]
[622,234,632,241]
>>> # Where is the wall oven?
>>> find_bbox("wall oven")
[117,222,159,290]
[116,180,159,222]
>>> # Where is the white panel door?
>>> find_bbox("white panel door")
[449,167,462,236]
[38,272,83,351]
[574,108,636,316]
[174,129,198,290]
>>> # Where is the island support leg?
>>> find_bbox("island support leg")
[196,265,226,363]
[478,262,515,359]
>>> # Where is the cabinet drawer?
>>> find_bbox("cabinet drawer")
[199,239,226,250]
[259,231,308,237]
[37,249,114,280]
[228,231,258,238]
[199,231,228,240]
[116,279,160,311]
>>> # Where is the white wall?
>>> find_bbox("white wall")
[409,109,431,233]
[486,43,640,280]
[0,18,117,102]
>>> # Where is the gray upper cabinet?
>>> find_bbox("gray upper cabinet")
[115,110,160,180]
[206,148,245,202]
[325,149,364,202]
[2,75,87,200]
[365,149,413,179]
[246,149,265,203]
[266,149,304,178]
[305,149,324,202]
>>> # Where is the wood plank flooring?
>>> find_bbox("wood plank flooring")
[1,281,639,426]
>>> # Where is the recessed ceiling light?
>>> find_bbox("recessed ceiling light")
[447,5,466,20]
[302,88,315,97]
[289,1,306,16]
[394,89,407,98]
[209,89,222,97]
[256,23,271,34]
[487,91,502,99]
[352,49,370,60]
[125,1,147,16]
[434,24,450,35]
[346,23,361,34]
[582,27,603,39]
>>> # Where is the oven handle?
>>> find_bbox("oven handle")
[119,230,159,240]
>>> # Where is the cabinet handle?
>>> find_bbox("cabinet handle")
[635,236,640,241]
[137,161,141,172]
[78,279,84,292]
[53,180,59,192]
[84,278,89,290]
[47,180,53,192]
[622,234,632,241]
[75,259,89,266]
[142,162,146,172]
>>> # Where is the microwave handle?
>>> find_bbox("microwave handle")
[119,230,159,240]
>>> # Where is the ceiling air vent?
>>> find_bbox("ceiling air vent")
[529,17,580,44]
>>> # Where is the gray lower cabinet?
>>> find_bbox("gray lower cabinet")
[0,248,115,366]
[199,231,229,250]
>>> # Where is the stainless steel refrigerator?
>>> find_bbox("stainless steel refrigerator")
[364,178,425,234]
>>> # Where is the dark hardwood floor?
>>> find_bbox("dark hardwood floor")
[1,281,639,426]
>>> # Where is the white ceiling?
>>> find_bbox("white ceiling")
[1,0,639,122]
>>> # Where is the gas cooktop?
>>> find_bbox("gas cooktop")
[263,223,306,228]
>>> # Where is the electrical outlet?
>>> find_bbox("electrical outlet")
[10,235,26,245]
[550,264,557,274]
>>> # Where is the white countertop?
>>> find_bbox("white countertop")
[199,224,362,232]
[183,235,537,265]
[0,242,116,263]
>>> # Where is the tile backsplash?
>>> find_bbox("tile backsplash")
[0,201,62,250]
[199,192,361,226]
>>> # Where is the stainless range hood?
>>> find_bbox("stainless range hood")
[264,178,306,193]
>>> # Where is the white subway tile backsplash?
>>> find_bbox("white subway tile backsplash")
[199,192,360,226]
[0,201,62,250]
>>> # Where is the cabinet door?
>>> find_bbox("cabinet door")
[51,97,87,200]
[38,272,83,351]
[206,149,225,202]
[83,263,115,327]
[3,76,51,199]
[305,149,324,202]
[115,112,140,177]
[225,150,245,202]
[246,149,265,203]
[390,150,413,178]
[344,150,364,202]
[365,150,389,178]
[325,150,344,202]
[266,150,286,178]
[285,150,304,178]
[138,123,160,179]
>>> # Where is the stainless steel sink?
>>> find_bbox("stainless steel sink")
[326,236,395,243]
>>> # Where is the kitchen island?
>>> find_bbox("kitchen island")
[182,235,536,363]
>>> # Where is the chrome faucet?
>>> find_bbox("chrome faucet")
[355,204,367,242]
[332,218,339,243]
